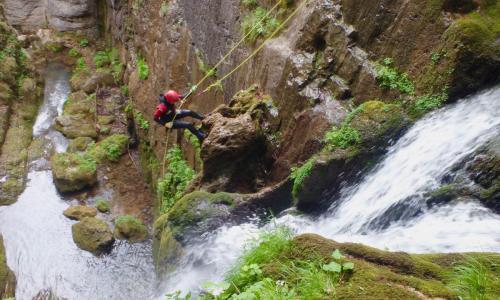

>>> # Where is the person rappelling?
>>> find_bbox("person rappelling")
[153,90,207,141]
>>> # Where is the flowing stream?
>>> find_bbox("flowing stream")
[0,63,156,300]
[160,86,500,295]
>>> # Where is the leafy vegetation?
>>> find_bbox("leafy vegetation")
[241,7,280,44]
[375,58,415,95]
[176,227,355,299]
[87,134,129,163]
[75,57,88,73]
[184,130,202,165]
[69,48,81,58]
[241,0,258,7]
[410,91,447,118]
[93,48,122,80]
[134,111,150,130]
[324,125,361,151]
[157,146,196,214]
[449,256,498,300]
[160,1,170,17]
[137,56,149,80]
[79,38,89,47]
[290,159,314,200]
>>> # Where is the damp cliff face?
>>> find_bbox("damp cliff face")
[100,0,499,193]
[3,0,98,33]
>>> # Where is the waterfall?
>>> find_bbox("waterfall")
[160,86,500,295]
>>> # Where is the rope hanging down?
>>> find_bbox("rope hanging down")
[161,0,312,174]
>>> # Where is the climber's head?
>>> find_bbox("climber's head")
[164,90,181,104]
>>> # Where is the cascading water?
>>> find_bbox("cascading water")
[160,86,500,295]
[0,63,156,300]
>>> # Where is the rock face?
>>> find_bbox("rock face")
[0,235,15,299]
[71,217,114,255]
[200,86,279,193]
[63,205,98,220]
[4,0,97,33]
[51,152,97,193]
[114,216,148,243]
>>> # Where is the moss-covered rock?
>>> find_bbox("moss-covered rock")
[154,191,237,244]
[95,199,110,213]
[54,92,97,139]
[82,70,115,94]
[67,137,94,152]
[87,134,129,163]
[71,217,114,255]
[294,100,408,211]
[51,152,97,193]
[0,235,15,299]
[114,215,148,243]
[258,234,500,300]
[152,219,183,267]
[63,205,98,220]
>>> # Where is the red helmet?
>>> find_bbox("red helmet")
[164,90,181,104]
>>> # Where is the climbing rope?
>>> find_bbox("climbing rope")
[160,0,313,174]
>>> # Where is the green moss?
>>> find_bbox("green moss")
[156,146,195,214]
[114,215,148,243]
[79,38,89,47]
[87,134,128,163]
[183,130,202,166]
[68,48,81,58]
[95,199,110,213]
[290,158,315,200]
[410,92,447,118]
[134,110,149,130]
[51,152,97,193]
[375,58,415,95]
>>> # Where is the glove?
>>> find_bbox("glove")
[164,122,173,129]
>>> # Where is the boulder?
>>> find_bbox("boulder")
[63,205,97,220]
[200,86,278,192]
[54,115,97,139]
[154,191,239,245]
[82,71,115,94]
[71,217,114,255]
[51,152,97,193]
[114,215,148,243]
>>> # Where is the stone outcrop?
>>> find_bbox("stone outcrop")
[4,0,97,33]
[71,217,114,255]
[51,152,97,193]
[63,205,98,220]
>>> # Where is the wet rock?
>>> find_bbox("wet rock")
[294,101,408,212]
[67,137,94,152]
[200,86,278,192]
[51,152,97,193]
[114,215,148,243]
[154,191,239,245]
[95,199,110,213]
[82,71,115,94]
[54,91,97,139]
[63,205,97,220]
[426,184,459,207]
[71,217,114,255]
[0,235,15,299]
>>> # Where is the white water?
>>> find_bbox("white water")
[0,64,156,300]
[161,86,500,295]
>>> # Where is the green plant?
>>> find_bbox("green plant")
[375,58,415,95]
[241,7,281,44]
[121,85,130,97]
[184,130,202,165]
[87,134,129,163]
[75,57,88,73]
[165,291,191,300]
[157,146,195,214]
[69,48,81,58]
[94,50,111,68]
[411,91,447,117]
[449,257,496,300]
[79,38,89,47]
[160,1,169,17]
[324,125,361,151]
[290,158,314,200]
[137,56,149,80]
[135,111,150,130]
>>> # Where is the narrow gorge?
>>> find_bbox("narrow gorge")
[0,0,498,299]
